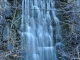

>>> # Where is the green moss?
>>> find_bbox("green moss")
[62,23,71,31]
[55,1,67,9]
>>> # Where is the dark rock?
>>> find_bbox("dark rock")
[2,40,8,43]
[0,44,7,51]
[5,17,12,20]
[60,0,67,2]
[5,6,12,20]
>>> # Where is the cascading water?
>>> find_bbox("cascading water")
[21,0,62,60]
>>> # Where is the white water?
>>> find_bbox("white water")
[21,0,62,60]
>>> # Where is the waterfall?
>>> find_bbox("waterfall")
[21,0,62,60]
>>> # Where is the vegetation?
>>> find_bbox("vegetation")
[55,0,80,60]
[0,0,22,60]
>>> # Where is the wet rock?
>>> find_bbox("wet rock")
[2,25,9,41]
[0,16,6,24]
[0,25,3,34]
[5,6,12,20]
[7,44,13,50]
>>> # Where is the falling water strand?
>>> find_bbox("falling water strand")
[21,0,62,60]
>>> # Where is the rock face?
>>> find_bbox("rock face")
[5,7,12,19]
[0,0,11,41]
[55,0,80,59]
[0,0,21,60]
